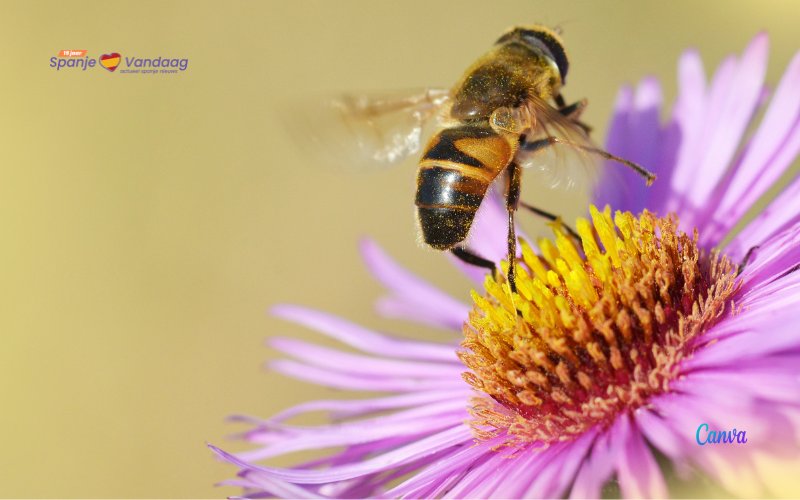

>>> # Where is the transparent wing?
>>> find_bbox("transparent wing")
[514,95,601,192]
[284,89,451,171]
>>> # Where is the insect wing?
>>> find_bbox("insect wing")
[515,96,601,191]
[286,89,450,171]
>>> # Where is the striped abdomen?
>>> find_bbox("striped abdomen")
[415,124,516,250]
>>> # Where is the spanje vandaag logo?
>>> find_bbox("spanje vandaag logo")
[50,49,188,74]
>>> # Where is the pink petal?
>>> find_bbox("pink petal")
[634,407,689,461]
[262,390,465,423]
[210,446,322,498]
[570,430,615,498]
[525,431,597,498]
[736,219,800,292]
[597,79,668,215]
[439,450,511,498]
[245,399,469,442]
[270,337,463,378]
[237,408,465,462]
[271,304,457,362]
[359,238,470,330]
[214,425,473,484]
[384,438,499,497]
[624,78,665,212]
[707,49,800,245]
[666,49,707,214]
[728,172,800,260]
[594,86,635,211]
[270,359,466,391]
[685,34,769,228]
[685,310,800,369]
[491,442,566,498]
[734,263,800,309]
[615,416,667,498]
[674,53,738,226]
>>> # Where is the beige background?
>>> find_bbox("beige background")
[1,0,798,497]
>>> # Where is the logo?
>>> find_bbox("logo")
[695,423,748,445]
[49,49,189,75]
[99,52,121,72]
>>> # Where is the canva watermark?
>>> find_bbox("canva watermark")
[695,423,748,445]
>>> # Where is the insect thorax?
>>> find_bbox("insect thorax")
[450,42,561,122]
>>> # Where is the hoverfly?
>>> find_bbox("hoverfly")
[318,25,655,292]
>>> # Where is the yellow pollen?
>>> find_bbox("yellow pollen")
[459,206,740,448]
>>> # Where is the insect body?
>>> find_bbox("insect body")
[322,25,655,291]
[416,26,654,290]
[416,124,516,250]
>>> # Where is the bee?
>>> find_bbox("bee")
[317,25,655,292]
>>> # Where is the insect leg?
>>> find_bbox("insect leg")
[520,136,656,185]
[554,94,592,134]
[557,99,586,119]
[451,247,496,274]
[506,162,522,293]
[518,201,581,242]
[737,245,760,275]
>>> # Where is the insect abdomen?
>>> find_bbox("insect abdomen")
[415,124,515,250]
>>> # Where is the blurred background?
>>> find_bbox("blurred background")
[1,0,798,497]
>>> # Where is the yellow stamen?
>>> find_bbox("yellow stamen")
[458,206,740,448]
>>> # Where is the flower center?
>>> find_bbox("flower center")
[459,206,740,448]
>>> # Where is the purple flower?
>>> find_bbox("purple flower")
[211,34,800,498]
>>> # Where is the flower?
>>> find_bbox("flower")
[211,34,800,498]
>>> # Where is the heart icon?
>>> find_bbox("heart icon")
[99,53,121,72]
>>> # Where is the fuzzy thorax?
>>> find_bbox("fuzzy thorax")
[460,206,740,448]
